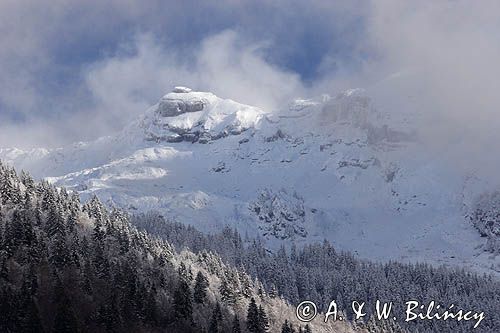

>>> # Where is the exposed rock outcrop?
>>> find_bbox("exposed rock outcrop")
[250,188,307,240]
[157,96,206,117]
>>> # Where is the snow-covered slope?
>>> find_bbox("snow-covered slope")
[2,86,498,275]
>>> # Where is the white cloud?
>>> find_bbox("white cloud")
[81,30,305,134]
[2,0,500,182]
[362,1,500,176]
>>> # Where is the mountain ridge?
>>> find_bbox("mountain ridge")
[1,86,498,275]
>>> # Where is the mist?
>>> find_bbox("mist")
[1,0,500,181]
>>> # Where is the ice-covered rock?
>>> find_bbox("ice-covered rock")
[141,89,266,143]
[157,96,205,117]
[250,189,307,240]
[172,86,192,93]
[470,192,500,253]
[3,86,498,276]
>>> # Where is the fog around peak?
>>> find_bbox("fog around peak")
[1,0,500,181]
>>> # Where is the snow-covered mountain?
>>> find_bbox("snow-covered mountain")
[2,86,498,274]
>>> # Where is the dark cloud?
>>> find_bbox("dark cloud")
[0,0,368,147]
[1,0,500,182]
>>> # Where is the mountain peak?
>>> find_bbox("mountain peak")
[172,86,192,93]
[139,89,265,144]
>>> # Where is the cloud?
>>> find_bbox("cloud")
[1,0,500,182]
[0,0,366,148]
[81,31,305,135]
[362,1,500,177]
[0,29,307,148]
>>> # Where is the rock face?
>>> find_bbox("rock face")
[156,86,206,117]
[320,90,415,145]
[141,89,265,144]
[250,189,307,240]
[4,86,500,276]
[470,192,500,253]
[157,97,206,117]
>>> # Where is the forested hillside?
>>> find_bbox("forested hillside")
[0,161,359,333]
[2,159,497,332]
[134,212,500,333]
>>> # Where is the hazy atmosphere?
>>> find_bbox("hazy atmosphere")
[1,2,500,332]
[1,0,500,175]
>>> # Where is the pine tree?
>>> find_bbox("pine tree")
[23,264,38,296]
[23,189,33,211]
[116,225,130,255]
[49,230,69,269]
[193,271,209,304]
[46,206,64,238]
[34,201,42,226]
[92,214,105,243]
[18,275,44,333]
[144,288,160,326]
[3,212,21,256]
[258,305,270,333]
[52,280,78,333]
[92,216,108,279]
[66,208,78,234]
[281,320,292,333]
[219,273,240,305]
[268,283,278,298]
[208,302,223,333]
[232,314,241,333]
[178,262,193,282]
[0,170,14,204]
[239,272,253,298]
[80,260,93,295]
[0,258,9,282]
[20,170,35,190]
[97,293,121,332]
[173,278,193,322]
[246,298,260,333]
[87,195,106,224]
[0,286,16,331]
[20,297,45,333]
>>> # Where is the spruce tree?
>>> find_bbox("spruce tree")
[258,305,270,333]
[173,278,193,322]
[0,171,14,204]
[46,206,64,238]
[49,230,69,269]
[0,258,9,282]
[232,314,241,333]
[92,217,108,279]
[246,298,260,333]
[18,277,44,333]
[3,214,20,257]
[281,320,292,333]
[178,262,193,282]
[52,280,78,333]
[21,297,45,333]
[219,275,239,305]
[208,302,223,333]
[97,294,121,332]
[193,271,209,304]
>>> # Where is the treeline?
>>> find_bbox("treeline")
[0,161,330,332]
[133,212,500,333]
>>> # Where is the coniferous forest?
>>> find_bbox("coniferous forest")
[133,212,500,333]
[1,160,499,332]
[3,1,500,332]
[0,161,356,332]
